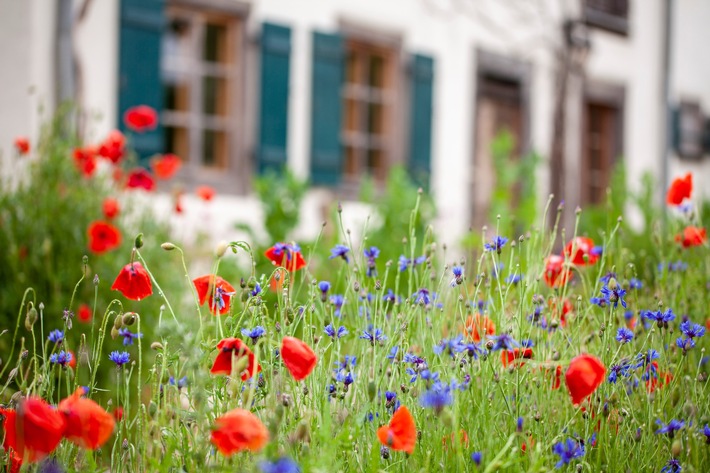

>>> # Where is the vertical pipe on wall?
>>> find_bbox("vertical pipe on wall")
[660,0,673,222]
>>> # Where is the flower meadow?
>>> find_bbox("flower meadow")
[1,110,710,473]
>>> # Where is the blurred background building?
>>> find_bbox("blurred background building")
[1,0,709,247]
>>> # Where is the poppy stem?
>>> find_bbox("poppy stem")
[134,250,181,327]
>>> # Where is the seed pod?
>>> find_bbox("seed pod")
[122,312,137,326]
[161,242,176,251]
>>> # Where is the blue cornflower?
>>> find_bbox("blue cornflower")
[241,326,266,344]
[636,349,660,369]
[47,330,64,344]
[386,345,399,360]
[505,273,521,285]
[109,351,130,367]
[590,297,607,308]
[464,342,486,359]
[484,236,508,253]
[420,381,453,413]
[676,337,695,352]
[679,320,706,339]
[398,255,411,272]
[329,245,350,263]
[629,278,643,289]
[213,285,235,312]
[250,283,262,297]
[655,419,685,438]
[336,371,355,386]
[259,457,301,473]
[414,255,427,266]
[521,339,535,348]
[335,355,357,371]
[168,376,188,389]
[403,352,425,364]
[434,336,466,358]
[49,351,73,367]
[488,333,520,351]
[324,324,348,339]
[330,294,345,317]
[552,438,585,468]
[412,288,432,305]
[591,246,603,257]
[318,281,331,294]
[471,452,483,466]
[642,309,675,328]
[516,417,524,432]
[600,283,627,309]
[450,266,464,286]
[360,326,387,345]
[701,424,710,444]
[364,247,380,277]
[608,361,633,384]
[660,459,682,473]
[600,272,617,284]
[271,243,301,261]
[382,289,397,303]
[615,327,634,343]
[419,369,440,384]
[118,328,143,346]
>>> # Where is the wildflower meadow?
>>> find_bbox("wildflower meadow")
[1,108,709,473]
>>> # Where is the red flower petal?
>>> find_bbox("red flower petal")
[543,254,572,288]
[111,262,153,301]
[123,105,158,133]
[462,314,495,343]
[210,408,268,456]
[98,130,125,164]
[151,154,182,180]
[501,348,533,368]
[196,185,215,201]
[192,275,235,315]
[87,221,122,254]
[565,354,606,405]
[125,168,156,192]
[281,336,317,381]
[676,225,706,248]
[210,338,261,381]
[563,237,598,265]
[77,303,92,323]
[58,388,115,450]
[14,137,30,155]
[666,173,693,205]
[264,243,307,272]
[102,198,120,220]
[12,397,66,462]
[377,406,416,454]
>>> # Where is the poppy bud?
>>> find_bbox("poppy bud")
[7,368,18,382]
[111,327,120,339]
[25,307,37,331]
[134,233,144,249]
[161,242,176,251]
[82,255,89,265]
[122,312,137,326]
[20,349,29,360]
[353,281,360,292]
[215,241,228,258]
[671,440,682,457]
[151,341,164,351]
[114,314,124,329]
[367,381,376,402]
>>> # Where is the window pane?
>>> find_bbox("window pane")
[202,129,228,168]
[344,98,359,132]
[368,54,385,88]
[366,148,384,180]
[164,78,189,112]
[203,76,228,116]
[346,50,362,85]
[367,102,384,136]
[344,146,359,177]
[165,126,189,162]
[204,23,228,63]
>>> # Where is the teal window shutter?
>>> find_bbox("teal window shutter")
[408,54,435,188]
[117,0,165,161]
[258,22,291,174]
[310,32,344,186]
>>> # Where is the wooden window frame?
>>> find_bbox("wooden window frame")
[675,101,704,161]
[584,0,630,36]
[161,0,249,194]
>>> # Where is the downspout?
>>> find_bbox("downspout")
[660,0,673,225]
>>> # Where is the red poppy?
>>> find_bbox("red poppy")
[73,146,98,177]
[666,173,692,205]
[112,407,124,422]
[462,314,496,343]
[87,220,122,254]
[548,297,572,327]
[151,154,182,179]
[675,225,706,248]
[501,348,533,368]
[265,243,307,272]
[0,408,22,471]
[123,105,158,133]
[7,397,66,463]
[210,338,261,380]
[125,168,156,191]
[210,408,268,456]
[543,364,563,390]
[111,262,153,301]
[67,350,77,369]
[196,185,216,201]
[98,130,125,164]
[565,354,606,405]
[14,137,30,155]
[193,275,235,315]
[377,406,416,454]
[442,429,470,451]
[174,192,184,214]
[645,362,673,393]
[102,198,120,220]
[281,336,318,381]
[543,254,572,288]
[563,237,598,265]
[77,303,92,323]
[58,388,115,450]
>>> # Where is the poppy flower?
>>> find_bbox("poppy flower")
[73,146,98,177]
[58,388,115,450]
[543,254,572,288]
[210,408,268,456]
[543,364,563,390]
[548,297,572,327]
[112,407,124,422]
[123,105,158,133]
[377,405,416,454]
[174,191,184,214]
[462,314,496,343]
[563,237,599,265]
[193,275,235,315]
[98,130,126,164]
[676,226,706,248]
[77,303,92,323]
[666,173,692,205]
[111,262,153,301]
[210,338,261,380]
[501,348,533,368]
[14,137,30,155]
[125,168,156,191]
[87,220,122,254]
[442,430,470,451]
[151,154,182,179]
[565,354,606,405]
[196,185,216,201]
[645,362,673,393]
[265,243,307,272]
[102,198,120,220]
[6,397,66,463]
[281,336,318,381]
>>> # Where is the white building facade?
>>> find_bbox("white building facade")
[1,0,709,248]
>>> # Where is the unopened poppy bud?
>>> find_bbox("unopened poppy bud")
[134,233,144,249]
[247,277,257,289]
[93,274,100,286]
[39,302,44,311]
[82,255,89,265]
[7,368,18,382]
[161,242,176,251]
[367,381,376,401]
[122,312,137,326]
[150,342,164,351]
[25,307,37,330]
[113,314,124,329]
[671,439,681,457]
[111,327,120,340]
[215,241,228,258]
[353,281,360,292]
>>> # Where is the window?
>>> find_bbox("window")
[341,40,395,183]
[674,102,704,160]
[584,0,629,35]
[161,4,244,184]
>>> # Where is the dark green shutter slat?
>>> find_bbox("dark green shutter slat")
[310,31,344,186]
[118,0,164,161]
[258,22,291,174]
[408,54,434,188]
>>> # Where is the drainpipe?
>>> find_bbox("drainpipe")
[660,0,673,223]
